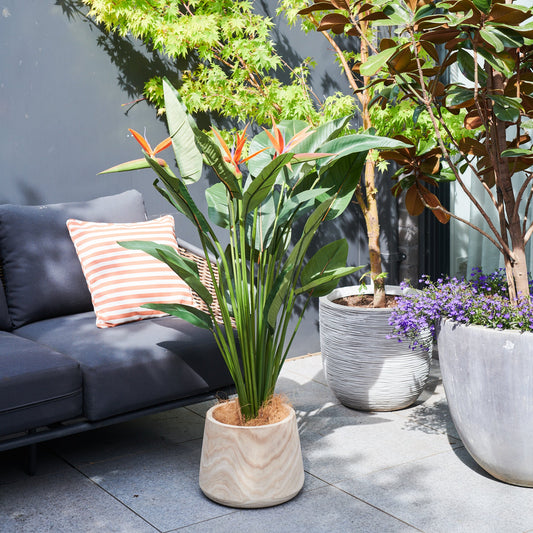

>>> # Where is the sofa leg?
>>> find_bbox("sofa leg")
[25,433,38,476]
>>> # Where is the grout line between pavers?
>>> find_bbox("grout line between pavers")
[50,449,165,533]
[164,509,240,532]
[302,470,425,532]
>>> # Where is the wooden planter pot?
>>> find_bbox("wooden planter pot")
[319,285,432,411]
[199,401,304,508]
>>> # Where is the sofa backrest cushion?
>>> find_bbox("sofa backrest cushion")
[0,278,11,331]
[0,190,147,328]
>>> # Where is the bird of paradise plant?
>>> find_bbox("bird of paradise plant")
[102,78,408,422]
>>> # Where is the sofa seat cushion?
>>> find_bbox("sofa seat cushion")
[15,313,233,421]
[0,332,83,437]
[0,190,147,328]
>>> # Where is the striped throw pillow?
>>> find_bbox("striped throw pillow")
[66,215,193,328]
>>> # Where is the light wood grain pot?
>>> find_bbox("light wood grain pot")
[199,401,304,508]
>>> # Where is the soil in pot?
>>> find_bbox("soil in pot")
[213,395,290,426]
[334,294,398,309]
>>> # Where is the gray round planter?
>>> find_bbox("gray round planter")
[438,319,533,487]
[319,285,432,411]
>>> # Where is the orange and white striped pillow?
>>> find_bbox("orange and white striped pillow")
[66,215,193,328]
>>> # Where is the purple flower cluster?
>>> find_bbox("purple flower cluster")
[389,269,533,351]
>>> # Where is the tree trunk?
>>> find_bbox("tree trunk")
[359,20,385,308]
[488,67,530,301]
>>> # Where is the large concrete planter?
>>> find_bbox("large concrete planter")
[199,401,304,508]
[319,285,432,411]
[438,319,533,487]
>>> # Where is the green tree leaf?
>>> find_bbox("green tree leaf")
[360,47,397,77]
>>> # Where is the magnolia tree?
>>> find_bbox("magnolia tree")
[280,0,469,305]
[309,0,533,302]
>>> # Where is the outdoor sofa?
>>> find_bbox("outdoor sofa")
[0,190,234,473]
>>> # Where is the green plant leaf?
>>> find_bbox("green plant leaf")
[98,158,152,174]
[192,128,243,199]
[489,94,522,122]
[445,86,475,107]
[265,265,293,329]
[317,133,411,173]
[242,153,293,215]
[145,157,217,254]
[480,28,505,52]
[457,49,487,84]
[142,303,213,330]
[472,0,491,14]
[501,148,533,157]
[299,239,360,296]
[318,151,367,220]
[359,47,397,77]
[162,78,203,184]
[206,182,230,228]
[297,266,360,297]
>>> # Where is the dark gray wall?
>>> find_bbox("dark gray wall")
[0,0,398,355]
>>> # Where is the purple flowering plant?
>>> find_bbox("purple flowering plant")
[389,268,533,352]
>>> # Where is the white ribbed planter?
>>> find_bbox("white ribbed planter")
[438,319,533,487]
[199,401,304,508]
[319,285,432,411]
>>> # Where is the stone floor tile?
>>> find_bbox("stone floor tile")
[50,407,207,468]
[175,485,420,533]
[300,403,461,484]
[0,447,70,485]
[282,353,327,386]
[336,446,533,533]
[0,469,158,533]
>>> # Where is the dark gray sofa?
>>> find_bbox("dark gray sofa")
[0,190,234,472]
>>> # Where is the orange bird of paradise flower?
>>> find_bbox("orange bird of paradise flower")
[129,128,172,166]
[262,120,313,157]
[211,125,267,175]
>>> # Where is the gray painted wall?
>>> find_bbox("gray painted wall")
[0,0,399,355]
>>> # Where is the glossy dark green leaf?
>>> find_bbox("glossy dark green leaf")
[472,0,491,14]
[480,28,505,52]
[360,47,397,76]
[457,49,487,84]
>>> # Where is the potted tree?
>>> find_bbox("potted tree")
[278,0,468,411]
[365,0,533,485]
[102,79,406,506]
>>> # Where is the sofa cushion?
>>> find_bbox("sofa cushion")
[0,190,147,328]
[66,215,193,328]
[0,279,11,331]
[15,313,233,421]
[0,331,83,436]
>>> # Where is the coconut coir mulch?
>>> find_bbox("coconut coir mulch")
[213,394,290,426]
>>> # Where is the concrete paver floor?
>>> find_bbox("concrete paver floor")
[2,354,533,533]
